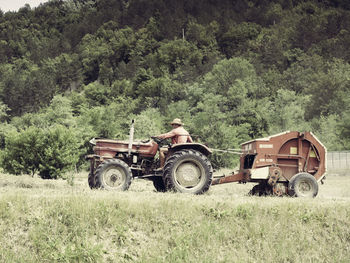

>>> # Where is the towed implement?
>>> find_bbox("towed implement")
[212,131,327,197]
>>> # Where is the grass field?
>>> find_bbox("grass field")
[0,170,349,262]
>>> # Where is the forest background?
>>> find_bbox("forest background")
[0,0,350,179]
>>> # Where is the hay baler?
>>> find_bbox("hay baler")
[212,131,327,197]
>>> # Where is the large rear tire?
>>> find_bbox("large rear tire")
[95,159,132,191]
[163,150,212,194]
[288,172,318,198]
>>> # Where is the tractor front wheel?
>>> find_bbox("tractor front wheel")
[163,150,212,194]
[95,159,132,191]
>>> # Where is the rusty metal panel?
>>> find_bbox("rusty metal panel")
[250,167,269,179]
[94,139,158,158]
[211,171,249,185]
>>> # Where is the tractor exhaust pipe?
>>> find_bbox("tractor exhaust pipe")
[128,119,134,157]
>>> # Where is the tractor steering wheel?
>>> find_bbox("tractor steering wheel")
[151,136,167,145]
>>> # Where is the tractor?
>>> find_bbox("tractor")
[86,121,213,194]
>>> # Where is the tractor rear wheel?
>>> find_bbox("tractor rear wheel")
[288,172,318,198]
[95,159,132,191]
[163,150,212,194]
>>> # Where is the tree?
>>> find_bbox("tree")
[338,96,350,149]
[219,22,261,58]
[78,98,137,139]
[196,58,270,138]
[268,89,311,133]
[0,101,9,122]
[42,53,82,93]
[312,114,344,150]
[202,57,262,97]
[339,113,350,149]
[83,81,111,106]
[155,39,203,78]
[132,108,164,139]
[186,20,219,51]
[0,58,56,116]
[189,93,250,167]
[132,69,185,112]
[9,95,75,130]
[79,24,136,84]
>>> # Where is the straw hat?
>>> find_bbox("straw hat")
[170,118,183,126]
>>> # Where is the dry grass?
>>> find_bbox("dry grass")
[0,170,350,262]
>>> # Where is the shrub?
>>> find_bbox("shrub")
[38,125,80,179]
[1,127,44,176]
[1,125,80,179]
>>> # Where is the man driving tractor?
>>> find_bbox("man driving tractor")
[87,117,213,194]
[155,118,193,167]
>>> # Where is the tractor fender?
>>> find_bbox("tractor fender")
[169,143,212,156]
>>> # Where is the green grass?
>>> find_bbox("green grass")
[0,171,350,262]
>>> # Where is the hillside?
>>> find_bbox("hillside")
[0,0,350,176]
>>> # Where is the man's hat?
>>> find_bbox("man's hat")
[170,118,183,126]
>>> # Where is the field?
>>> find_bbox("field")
[0,170,349,263]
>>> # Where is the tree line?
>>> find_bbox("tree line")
[0,0,349,178]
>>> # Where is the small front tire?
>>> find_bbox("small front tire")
[95,159,132,191]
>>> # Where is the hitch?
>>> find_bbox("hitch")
[210,148,243,155]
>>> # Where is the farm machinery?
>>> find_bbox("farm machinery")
[86,121,213,194]
[212,131,327,197]
[86,122,327,197]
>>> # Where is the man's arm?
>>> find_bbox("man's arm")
[157,130,176,139]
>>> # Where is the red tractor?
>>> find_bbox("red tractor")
[86,122,213,194]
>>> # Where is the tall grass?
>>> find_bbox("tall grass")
[0,173,349,262]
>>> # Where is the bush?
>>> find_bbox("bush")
[38,125,80,179]
[1,127,44,176]
[1,125,80,179]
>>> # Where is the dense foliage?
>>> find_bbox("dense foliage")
[0,0,350,177]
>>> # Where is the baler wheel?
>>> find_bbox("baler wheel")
[249,182,271,196]
[163,149,212,194]
[288,172,318,198]
[95,159,132,191]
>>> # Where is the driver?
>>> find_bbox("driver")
[155,118,193,167]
